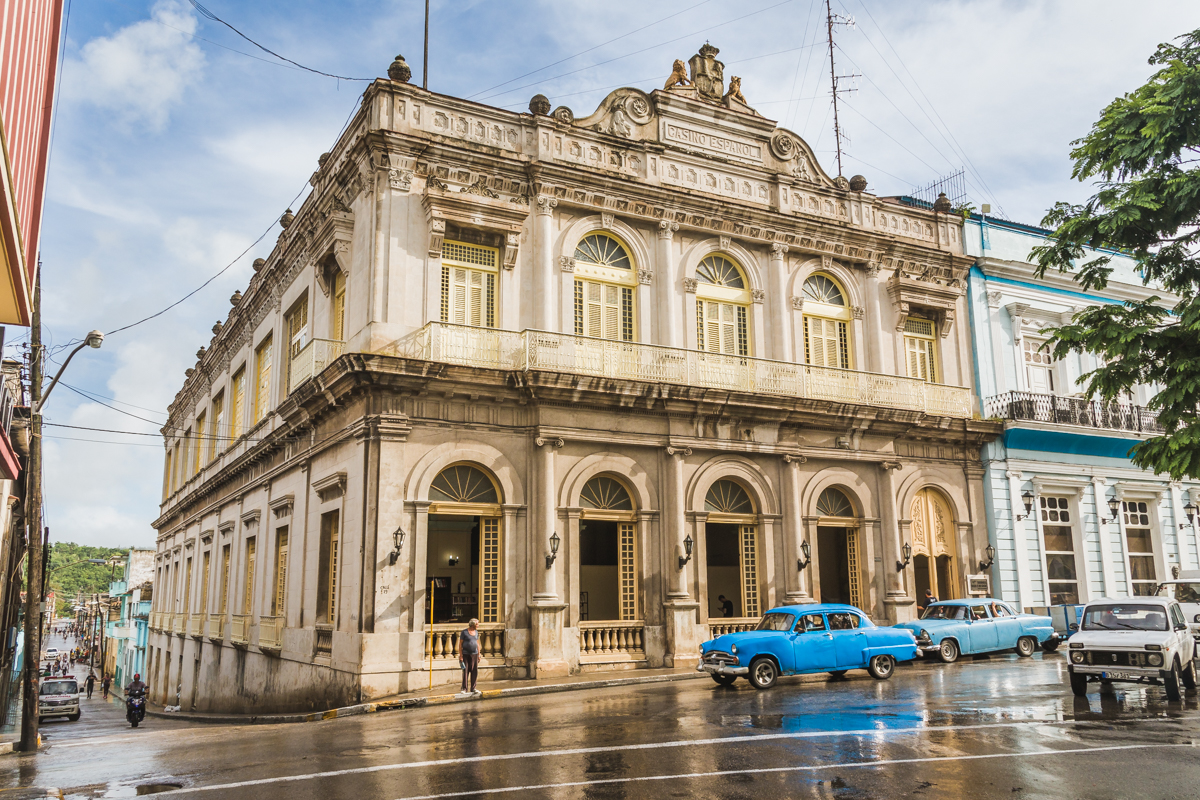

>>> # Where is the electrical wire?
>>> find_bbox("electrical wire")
[59,383,168,428]
[187,1,371,82]
[838,98,943,176]
[151,16,307,74]
[58,382,170,418]
[469,0,717,100]
[43,435,162,448]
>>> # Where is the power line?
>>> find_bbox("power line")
[469,0,717,100]
[187,1,371,82]
[59,383,167,428]
[43,435,162,448]
[58,382,169,418]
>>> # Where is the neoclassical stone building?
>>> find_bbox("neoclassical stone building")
[148,45,1000,713]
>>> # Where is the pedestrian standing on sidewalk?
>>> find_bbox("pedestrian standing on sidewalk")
[102,673,111,699]
[85,671,96,699]
[455,618,481,695]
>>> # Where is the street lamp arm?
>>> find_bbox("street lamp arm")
[34,330,104,414]
[46,558,110,574]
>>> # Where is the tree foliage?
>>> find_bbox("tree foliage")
[45,542,128,616]
[1031,29,1200,480]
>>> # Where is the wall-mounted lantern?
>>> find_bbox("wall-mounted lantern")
[679,534,694,569]
[546,532,560,569]
[388,528,406,565]
[979,544,996,572]
[797,540,812,571]
[1015,491,1034,521]
[896,541,912,572]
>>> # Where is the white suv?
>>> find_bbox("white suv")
[1066,597,1197,701]
[37,676,80,722]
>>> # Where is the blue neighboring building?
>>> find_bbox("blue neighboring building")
[105,549,154,688]
[963,214,1199,612]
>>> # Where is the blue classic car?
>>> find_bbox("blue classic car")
[698,604,919,689]
[894,598,1061,663]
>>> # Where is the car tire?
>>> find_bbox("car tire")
[1165,659,1184,702]
[711,674,737,687]
[1041,640,1060,654]
[938,639,960,664]
[131,719,139,728]
[1015,636,1036,658]
[828,670,848,679]
[68,713,80,722]
[1070,671,1089,697]
[867,655,895,680]
[748,657,778,690]
[1182,660,1198,693]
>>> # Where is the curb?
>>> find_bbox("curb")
[146,670,716,725]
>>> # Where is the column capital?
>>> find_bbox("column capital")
[665,445,692,457]
[535,195,558,216]
[770,242,789,258]
[535,437,565,448]
[1091,476,1107,487]
[880,460,904,472]
[1005,470,1024,480]
[783,453,806,465]
[657,220,679,239]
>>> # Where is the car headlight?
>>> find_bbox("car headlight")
[1071,651,1085,664]
[1148,653,1164,667]
[730,644,737,654]
[916,629,931,641]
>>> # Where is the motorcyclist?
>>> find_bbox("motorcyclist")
[126,673,148,697]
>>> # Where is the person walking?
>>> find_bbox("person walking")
[455,618,481,696]
[101,673,112,699]
[85,671,96,699]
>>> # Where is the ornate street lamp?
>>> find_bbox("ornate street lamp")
[979,544,996,572]
[546,532,560,569]
[797,540,812,571]
[896,541,912,572]
[388,527,406,565]
[678,534,694,569]
[1015,491,1034,521]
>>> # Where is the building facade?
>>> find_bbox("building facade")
[104,549,153,690]
[964,214,1200,613]
[148,46,999,713]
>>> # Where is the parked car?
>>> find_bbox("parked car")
[698,604,918,689]
[1155,571,1200,646]
[894,598,1060,663]
[1066,597,1197,700]
[43,647,59,660]
[37,676,80,723]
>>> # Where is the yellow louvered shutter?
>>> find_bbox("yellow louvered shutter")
[905,335,935,382]
[332,271,346,340]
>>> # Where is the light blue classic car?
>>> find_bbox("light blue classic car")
[699,604,919,689]
[894,598,1061,663]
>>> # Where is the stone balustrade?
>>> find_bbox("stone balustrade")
[230,614,250,645]
[708,617,760,637]
[579,621,645,657]
[423,622,505,659]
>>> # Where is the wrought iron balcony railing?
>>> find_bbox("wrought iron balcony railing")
[984,391,1163,434]
[381,322,977,419]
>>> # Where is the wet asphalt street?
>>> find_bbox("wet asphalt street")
[4,651,1200,799]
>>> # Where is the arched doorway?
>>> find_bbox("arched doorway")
[910,487,957,601]
[578,476,639,622]
[704,480,760,621]
[814,487,862,607]
[425,464,503,625]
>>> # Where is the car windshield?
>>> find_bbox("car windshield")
[755,613,795,632]
[40,680,76,696]
[1157,583,1200,604]
[921,604,967,620]
[1081,604,1169,631]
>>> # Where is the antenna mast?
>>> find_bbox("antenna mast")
[825,0,858,177]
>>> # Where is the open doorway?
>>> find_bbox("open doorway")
[706,522,743,618]
[579,520,619,621]
[426,516,480,624]
[817,526,853,604]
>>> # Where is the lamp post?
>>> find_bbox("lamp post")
[19,281,104,752]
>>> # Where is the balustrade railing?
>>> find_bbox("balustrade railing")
[708,618,760,637]
[387,323,974,419]
[985,391,1163,434]
[258,616,284,650]
[171,613,184,635]
[187,614,203,638]
[230,614,250,645]
[205,613,223,640]
[578,620,645,658]
[288,338,346,393]
[422,622,505,659]
[315,627,333,656]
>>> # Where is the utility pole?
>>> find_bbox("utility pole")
[422,0,429,90]
[18,270,42,752]
[825,0,858,177]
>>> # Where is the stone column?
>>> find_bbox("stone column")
[1092,477,1116,595]
[1007,470,1034,608]
[663,445,700,669]
[782,455,813,603]
[530,436,568,677]
[768,244,791,362]
[657,221,681,348]
[864,263,887,374]
[878,461,915,622]
[535,195,558,331]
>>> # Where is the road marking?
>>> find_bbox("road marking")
[162,718,1183,795]
[392,743,1196,800]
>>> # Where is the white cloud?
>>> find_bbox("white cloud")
[64,0,205,131]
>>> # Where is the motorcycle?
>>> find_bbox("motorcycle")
[126,694,146,728]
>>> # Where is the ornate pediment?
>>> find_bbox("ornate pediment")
[887,274,962,338]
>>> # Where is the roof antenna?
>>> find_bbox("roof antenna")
[423,0,430,90]
[825,0,859,177]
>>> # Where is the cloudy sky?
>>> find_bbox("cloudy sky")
[30,0,1200,548]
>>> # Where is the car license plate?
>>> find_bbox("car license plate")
[1101,671,1137,680]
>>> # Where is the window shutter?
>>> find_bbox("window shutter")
[332,271,346,340]
[586,281,602,337]
[806,317,841,367]
[604,284,619,339]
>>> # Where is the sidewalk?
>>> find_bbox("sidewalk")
[144,667,753,725]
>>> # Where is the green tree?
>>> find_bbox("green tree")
[45,542,129,616]
[1031,28,1200,480]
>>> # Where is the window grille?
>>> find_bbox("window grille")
[574,234,631,270]
[442,240,498,269]
[481,518,501,623]
[1122,501,1157,595]
[740,525,759,618]
[618,522,638,620]
[904,318,935,337]
[803,275,845,305]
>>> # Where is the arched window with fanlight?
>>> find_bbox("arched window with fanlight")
[578,475,639,622]
[703,479,760,620]
[695,254,751,356]
[573,233,636,341]
[425,464,504,626]
[802,274,851,369]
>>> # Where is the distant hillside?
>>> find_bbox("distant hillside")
[45,542,129,615]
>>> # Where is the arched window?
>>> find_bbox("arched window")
[802,273,851,370]
[580,476,634,512]
[705,480,754,515]
[816,487,855,518]
[695,254,751,356]
[430,465,499,504]
[573,233,636,341]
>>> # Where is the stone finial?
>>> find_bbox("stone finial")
[699,42,720,58]
[185,368,194,378]
[318,152,331,168]
[230,290,242,306]
[280,209,294,229]
[212,321,223,336]
[252,258,265,272]
[849,174,867,192]
[933,192,952,212]
[529,94,551,116]
[387,54,412,83]
[196,346,206,360]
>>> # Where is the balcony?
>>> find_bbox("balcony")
[171,612,184,635]
[230,614,250,646]
[382,323,976,419]
[188,613,203,638]
[985,391,1163,434]
[288,338,345,394]
[205,613,224,640]
[258,615,284,650]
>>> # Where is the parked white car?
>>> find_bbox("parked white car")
[1066,597,1197,701]
[1156,570,1200,644]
